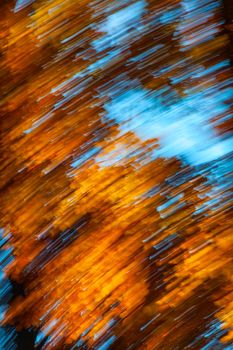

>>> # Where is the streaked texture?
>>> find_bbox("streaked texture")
[0,0,233,349]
